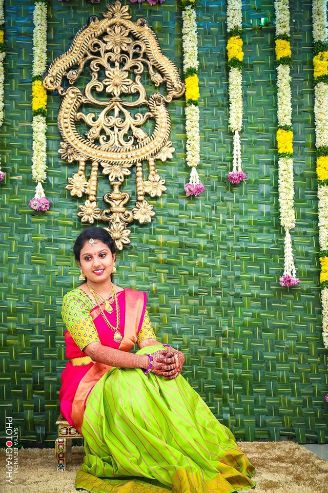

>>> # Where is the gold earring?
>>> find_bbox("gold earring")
[112,263,117,274]
[79,269,86,281]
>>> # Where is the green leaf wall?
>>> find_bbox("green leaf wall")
[0,0,327,446]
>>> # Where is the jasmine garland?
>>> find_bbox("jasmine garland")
[0,0,5,184]
[313,0,328,348]
[181,0,204,197]
[226,0,246,185]
[275,0,299,287]
[30,0,50,212]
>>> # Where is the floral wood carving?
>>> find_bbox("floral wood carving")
[44,1,184,249]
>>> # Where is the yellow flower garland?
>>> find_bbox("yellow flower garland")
[320,256,328,283]
[275,39,291,60]
[320,271,328,283]
[317,155,328,181]
[32,79,47,112]
[0,29,3,44]
[313,51,328,78]
[185,73,200,101]
[227,36,244,62]
[276,128,293,154]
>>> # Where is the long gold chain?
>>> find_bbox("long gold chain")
[87,284,122,342]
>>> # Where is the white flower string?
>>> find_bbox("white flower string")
[274,0,299,287]
[181,0,204,197]
[29,0,50,212]
[0,0,5,184]
[226,0,246,185]
[312,0,328,348]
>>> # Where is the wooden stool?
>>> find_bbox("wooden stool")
[55,415,83,471]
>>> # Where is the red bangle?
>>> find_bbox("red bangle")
[143,354,154,375]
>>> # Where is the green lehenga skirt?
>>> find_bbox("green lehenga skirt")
[75,345,256,493]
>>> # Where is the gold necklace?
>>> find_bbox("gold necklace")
[89,288,113,313]
[88,284,122,343]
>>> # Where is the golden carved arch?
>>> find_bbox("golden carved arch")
[44,1,184,249]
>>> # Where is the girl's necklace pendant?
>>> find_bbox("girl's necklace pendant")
[104,301,113,313]
[114,331,123,343]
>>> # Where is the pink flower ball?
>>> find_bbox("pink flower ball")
[38,197,51,211]
[29,198,40,211]
[279,274,300,287]
[184,183,195,196]
[0,171,6,183]
[29,196,51,212]
[227,171,247,185]
[194,183,205,196]
[184,182,205,197]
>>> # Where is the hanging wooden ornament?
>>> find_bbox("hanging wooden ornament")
[44,1,184,249]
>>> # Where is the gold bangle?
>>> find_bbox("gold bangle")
[70,356,92,366]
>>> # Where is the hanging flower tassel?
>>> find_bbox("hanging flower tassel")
[227,0,245,185]
[29,182,50,211]
[181,1,204,197]
[279,229,300,287]
[0,0,5,185]
[274,0,300,287]
[30,0,49,211]
[0,0,4,129]
[313,1,328,348]
[184,167,205,196]
[227,130,247,184]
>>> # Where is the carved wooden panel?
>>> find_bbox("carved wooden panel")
[44,1,184,248]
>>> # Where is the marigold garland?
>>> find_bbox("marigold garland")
[320,255,328,283]
[313,0,328,348]
[226,0,246,185]
[317,155,328,180]
[181,0,204,197]
[275,38,292,61]
[276,128,293,155]
[32,79,47,114]
[185,73,200,102]
[30,0,50,212]
[0,0,5,184]
[274,0,299,288]
[227,35,244,62]
[313,50,328,78]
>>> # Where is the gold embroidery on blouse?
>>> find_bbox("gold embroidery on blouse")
[137,309,157,345]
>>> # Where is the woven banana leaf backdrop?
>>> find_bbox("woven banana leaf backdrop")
[0,0,327,447]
